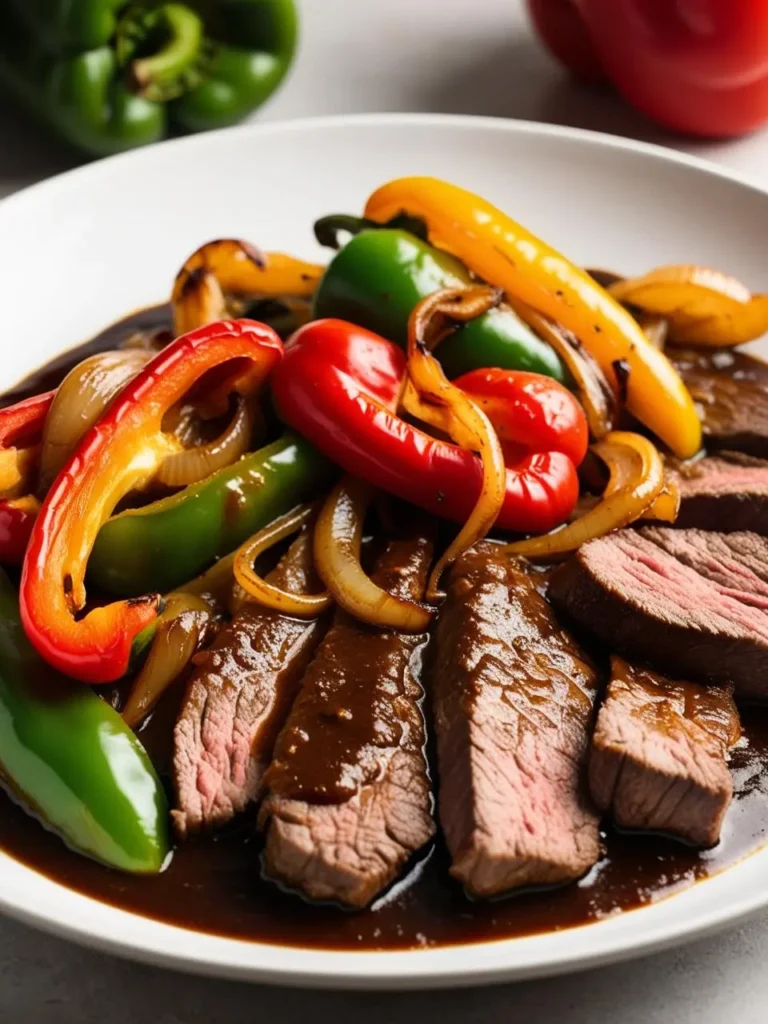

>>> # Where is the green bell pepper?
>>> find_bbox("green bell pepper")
[312,227,567,383]
[0,569,169,873]
[0,0,298,157]
[88,432,333,597]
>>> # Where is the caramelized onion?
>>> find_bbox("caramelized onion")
[155,396,255,488]
[609,265,768,347]
[40,350,151,492]
[122,593,212,728]
[172,239,324,335]
[510,300,617,439]
[404,287,506,599]
[505,432,665,558]
[233,503,332,618]
[636,313,669,351]
[314,476,432,631]
[0,445,39,498]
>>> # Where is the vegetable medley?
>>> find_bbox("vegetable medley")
[1,175,766,876]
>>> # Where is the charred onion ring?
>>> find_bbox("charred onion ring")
[314,476,432,631]
[233,503,332,618]
[403,286,506,599]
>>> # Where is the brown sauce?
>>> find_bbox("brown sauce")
[1,310,768,951]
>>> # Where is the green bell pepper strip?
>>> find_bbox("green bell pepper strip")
[0,0,298,157]
[0,569,169,874]
[88,433,333,597]
[312,228,568,384]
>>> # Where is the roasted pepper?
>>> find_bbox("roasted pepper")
[88,432,333,596]
[0,569,169,873]
[0,1,298,157]
[0,391,55,564]
[272,319,584,535]
[364,177,702,459]
[312,227,567,383]
[21,319,282,684]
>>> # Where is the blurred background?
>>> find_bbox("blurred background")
[2,0,767,201]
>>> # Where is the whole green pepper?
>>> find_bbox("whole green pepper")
[88,433,332,596]
[0,0,298,157]
[0,569,169,873]
[312,228,567,383]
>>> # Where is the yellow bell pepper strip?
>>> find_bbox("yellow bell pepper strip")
[364,176,702,459]
[172,239,325,335]
[20,318,283,685]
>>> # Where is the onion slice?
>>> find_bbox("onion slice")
[505,431,665,558]
[172,239,325,335]
[405,287,506,599]
[39,350,151,492]
[233,503,332,618]
[155,396,256,488]
[314,476,432,632]
[510,299,617,439]
[608,265,768,347]
[122,593,212,728]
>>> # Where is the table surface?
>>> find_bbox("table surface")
[2,1,768,1020]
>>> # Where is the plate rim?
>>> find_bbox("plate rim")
[1,111,767,988]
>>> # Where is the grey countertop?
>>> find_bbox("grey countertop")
[2,1,768,1019]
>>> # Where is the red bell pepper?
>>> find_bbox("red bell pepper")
[527,0,768,137]
[0,391,55,563]
[20,319,283,685]
[271,319,585,535]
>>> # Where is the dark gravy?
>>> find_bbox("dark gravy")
[1,311,767,951]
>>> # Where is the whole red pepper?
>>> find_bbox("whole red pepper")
[21,319,283,685]
[271,319,585,535]
[527,0,768,137]
[0,391,55,563]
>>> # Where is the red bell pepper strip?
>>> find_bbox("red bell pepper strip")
[271,319,584,535]
[527,0,768,137]
[0,390,55,495]
[0,496,40,565]
[20,319,282,685]
[0,391,55,562]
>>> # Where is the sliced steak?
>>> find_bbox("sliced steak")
[671,346,768,457]
[549,526,768,699]
[670,452,768,533]
[432,545,601,899]
[259,530,435,908]
[590,656,740,847]
[172,531,326,838]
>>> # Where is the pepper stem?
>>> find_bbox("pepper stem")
[117,4,207,103]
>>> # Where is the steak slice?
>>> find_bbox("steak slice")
[549,527,768,699]
[172,531,326,838]
[590,656,740,847]
[432,545,601,899]
[259,530,435,908]
[671,346,768,457]
[670,452,768,533]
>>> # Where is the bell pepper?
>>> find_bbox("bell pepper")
[0,392,55,564]
[88,432,333,596]
[20,318,282,685]
[0,0,298,157]
[312,227,567,383]
[272,319,584,535]
[364,176,701,459]
[0,568,169,873]
[527,0,768,138]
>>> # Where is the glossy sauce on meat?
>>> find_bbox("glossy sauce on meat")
[2,310,768,949]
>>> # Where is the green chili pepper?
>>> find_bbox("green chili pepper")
[88,433,332,597]
[312,228,567,383]
[0,0,298,157]
[0,569,169,873]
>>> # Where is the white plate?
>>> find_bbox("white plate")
[1,113,768,990]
